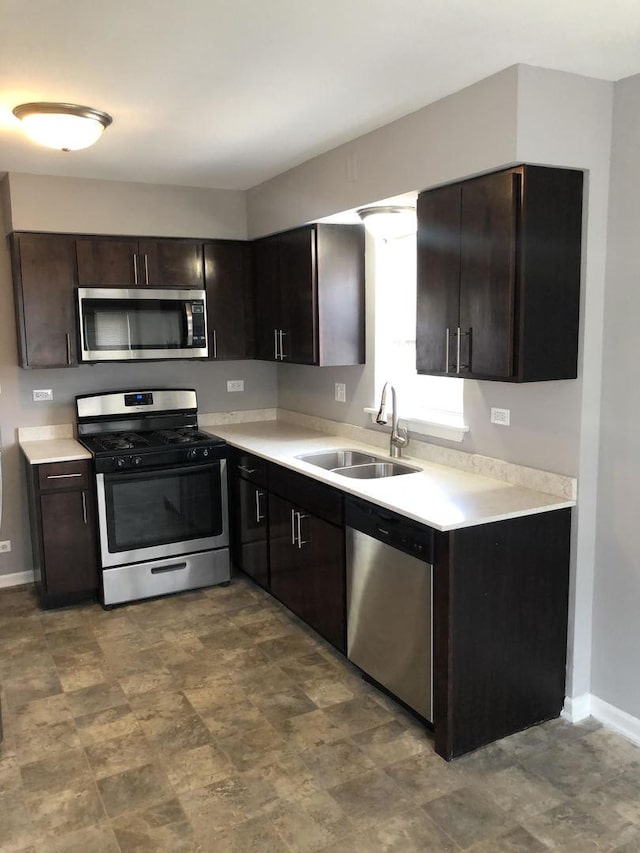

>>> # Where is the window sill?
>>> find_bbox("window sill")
[364,408,469,443]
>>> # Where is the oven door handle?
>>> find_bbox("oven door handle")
[150,562,188,574]
[102,460,222,482]
[185,302,194,347]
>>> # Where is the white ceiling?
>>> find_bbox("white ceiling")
[1,0,639,191]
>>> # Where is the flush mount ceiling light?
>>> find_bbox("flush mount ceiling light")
[357,205,417,240]
[12,102,113,152]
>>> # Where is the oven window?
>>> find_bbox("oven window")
[104,464,222,552]
[83,299,185,350]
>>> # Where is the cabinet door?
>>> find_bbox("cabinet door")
[205,241,254,359]
[279,227,317,364]
[269,494,345,651]
[140,239,204,288]
[11,233,78,368]
[416,185,461,375]
[298,513,345,651]
[236,478,269,588]
[459,170,518,379]
[269,493,300,613]
[76,237,139,286]
[40,488,98,597]
[253,236,282,360]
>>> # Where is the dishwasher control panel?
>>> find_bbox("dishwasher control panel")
[344,496,434,564]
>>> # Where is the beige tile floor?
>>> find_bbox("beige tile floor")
[1,576,639,852]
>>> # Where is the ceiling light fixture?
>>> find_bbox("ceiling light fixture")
[357,205,417,240]
[12,102,113,152]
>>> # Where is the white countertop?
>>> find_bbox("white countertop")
[210,421,575,532]
[20,438,91,465]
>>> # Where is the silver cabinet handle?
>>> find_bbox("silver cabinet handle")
[295,511,308,549]
[238,465,256,475]
[291,508,297,545]
[456,326,461,374]
[81,490,87,525]
[133,253,139,285]
[143,253,149,285]
[279,329,287,359]
[65,332,72,365]
[212,329,218,359]
[255,490,264,522]
[445,328,450,374]
[46,473,82,480]
[274,328,279,360]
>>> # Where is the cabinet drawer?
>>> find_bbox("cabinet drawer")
[268,463,342,526]
[38,461,92,492]
[229,448,268,487]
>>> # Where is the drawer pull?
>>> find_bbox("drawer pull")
[46,473,82,479]
[238,465,257,475]
[151,562,187,574]
[81,491,87,524]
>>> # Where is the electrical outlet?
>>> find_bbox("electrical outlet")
[490,407,510,426]
[0,541,11,554]
[227,380,244,393]
[33,389,53,402]
[335,383,346,403]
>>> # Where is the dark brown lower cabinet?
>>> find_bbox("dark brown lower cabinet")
[26,460,99,609]
[234,476,269,589]
[433,508,572,760]
[269,493,345,652]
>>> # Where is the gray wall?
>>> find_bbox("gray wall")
[249,64,614,708]
[0,175,277,579]
[591,73,640,718]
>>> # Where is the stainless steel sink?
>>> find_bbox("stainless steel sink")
[296,449,378,469]
[332,461,422,479]
[297,448,421,479]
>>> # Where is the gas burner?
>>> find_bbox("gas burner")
[152,428,211,446]
[96,432,150,452]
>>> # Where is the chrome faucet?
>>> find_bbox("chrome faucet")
[376,382,408,458]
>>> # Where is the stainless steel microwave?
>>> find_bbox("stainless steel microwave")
[77,288,208,362]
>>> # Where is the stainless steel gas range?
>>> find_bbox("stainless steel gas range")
[76,388,230,607]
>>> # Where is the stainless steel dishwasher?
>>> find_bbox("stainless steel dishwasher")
[345,496,434,723]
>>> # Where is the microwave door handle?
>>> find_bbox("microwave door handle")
[185,303,194,347]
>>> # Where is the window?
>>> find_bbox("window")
[372,232,467,441]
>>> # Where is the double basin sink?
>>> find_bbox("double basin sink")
[296,448,422,479]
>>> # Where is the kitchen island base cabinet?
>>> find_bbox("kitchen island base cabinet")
[433,508,572,760]
[25,460,99,610]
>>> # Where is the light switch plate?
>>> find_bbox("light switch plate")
[33,389,53,402]
[335,383,346,403]
[227,380,244,393]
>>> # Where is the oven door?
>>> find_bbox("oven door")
[96,460,228,568]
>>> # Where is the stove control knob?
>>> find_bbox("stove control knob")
[132,456,143,467]
[115,457,127,470]
[202,448,209,458]
[186,448,198,461]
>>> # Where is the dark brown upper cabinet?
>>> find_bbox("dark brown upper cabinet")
[10,232,79,368]
[416,165,583,382]
[253,223,365,366]
[204,240,254,360]
[76,236,204,288]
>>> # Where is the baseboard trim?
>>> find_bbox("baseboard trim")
[591,695,640,747]
[0,570,34,589]
[563,692,640,747]
[562,693,592,722]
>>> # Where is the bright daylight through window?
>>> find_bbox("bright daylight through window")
[373,232,465,437]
